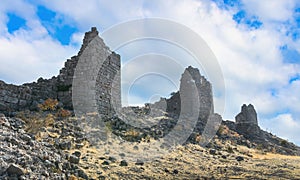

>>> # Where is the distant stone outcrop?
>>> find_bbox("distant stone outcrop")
[235,104,260,138]
[236,104,258,125]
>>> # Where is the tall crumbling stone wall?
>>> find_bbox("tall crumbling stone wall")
[95,52,121,116]
[71,33,121,117]
[0,27,121,116]
[166,66,214,121]
[56,27,100,109]
[163,65,217,141]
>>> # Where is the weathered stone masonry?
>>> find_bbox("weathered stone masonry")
[235,104,261,138]
[0,27,120,116]
[0,27,258,142]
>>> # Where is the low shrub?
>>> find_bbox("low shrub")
[38,98,59,111]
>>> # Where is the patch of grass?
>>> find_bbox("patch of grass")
[226,146,234,153]
[105,121,113,132]
[45,114,55,126]
[123,128,141,141]
[125,128,140,137]
[195,133,201,143]
[68,175,79,180]
[38,98,59,111]
[56,109,71,118]
[24,113,55,134]
[24,117,43,134]
[217,125,230,136]
[280,139,288,147]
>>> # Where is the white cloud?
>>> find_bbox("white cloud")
[260,114,300,145]
[242,0,296,22]
[39,0,147,30]
[132,0,300,119]
[0,33,77,84]
[0,0,78,84]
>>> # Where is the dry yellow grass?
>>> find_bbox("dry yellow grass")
[252,151,300,160]
[70,141,300,179]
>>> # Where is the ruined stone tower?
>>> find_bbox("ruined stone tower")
[72,29,121,116]
[167,66,214,121]
[235,104,260,137]
[0,27,121,116]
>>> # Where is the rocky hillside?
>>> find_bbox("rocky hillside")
[0,109,300,179]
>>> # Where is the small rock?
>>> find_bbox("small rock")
[73,151,81,158]
[120,160,128,166]
[69,155,80,164]
[119,153,125,158]
[0,116,10,127]
[221,155,227,159]
[98,175,106,180]
[164,168,170,173]
[135,159,144,166]
[108,156,117,163]
[173,169,179,174]
[59,141,71,150]
[75,143,84,149]
[20,134,31,142]
[63,162,71,170]
[55,161,62,171]
[209,149,217,155]
[77,169,88,179]
[6,164,25,176]
[102,161,110,165]
[236,156,244,162]
[42,170,49,177]
[44,160,54,168]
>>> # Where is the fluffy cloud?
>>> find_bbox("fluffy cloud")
[242,0,296,22]
[260,114,300,145]
[0,33,77,84]
[0,0,78,84]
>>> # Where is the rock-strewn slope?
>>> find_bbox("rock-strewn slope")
[0,112,89,179]
[1,110,300,179]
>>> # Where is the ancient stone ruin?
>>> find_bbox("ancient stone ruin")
[165,66,214,121]
[0,27,262,143]
[0,27,120,117]
[235,104,261,138]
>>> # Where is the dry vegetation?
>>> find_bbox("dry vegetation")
[10,99,300,179]
[74,141,300,179]
[16,98,71,136]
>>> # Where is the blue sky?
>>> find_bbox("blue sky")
[0,0,300,145]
